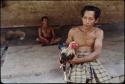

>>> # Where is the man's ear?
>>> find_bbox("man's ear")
[95,18,99,24]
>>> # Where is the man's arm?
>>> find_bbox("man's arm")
[50,28,57,43]
[52,28,55,37]
[70,29,104,64]
[38,28,42,38]
[66,29,74,45]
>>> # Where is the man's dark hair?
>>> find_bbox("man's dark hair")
[81,5,101,20]
[41,16,49,21]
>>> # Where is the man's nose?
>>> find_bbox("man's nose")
[86,19,89,23]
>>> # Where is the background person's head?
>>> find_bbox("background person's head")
[81,5,101,27]
[41,16,49,26]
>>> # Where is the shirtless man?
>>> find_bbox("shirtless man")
[66,5,111,83]
[36,16,61,46]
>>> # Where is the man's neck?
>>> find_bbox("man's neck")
[42,24,49,29]
[82,25,94,32]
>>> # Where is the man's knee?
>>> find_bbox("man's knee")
[36,38,40,41]
[55,37,61,42]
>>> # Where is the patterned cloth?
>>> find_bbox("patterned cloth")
[67,52,112,83]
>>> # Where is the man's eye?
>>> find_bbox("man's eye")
[90,19,94,20]
[89,18,94,20]
[83,17,87,19]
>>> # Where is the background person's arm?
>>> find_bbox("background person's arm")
[51,28,56,41]
[52,28,55,38]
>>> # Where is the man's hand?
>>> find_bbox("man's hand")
[69,55,82,64]
[39,37,49,43]
[50,38,56,44]
[44,39,49,43]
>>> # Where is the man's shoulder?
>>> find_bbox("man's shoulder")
[48,26,53,29]
[95,27,104,33]
[95,27,104,36]
[69,26,82,32]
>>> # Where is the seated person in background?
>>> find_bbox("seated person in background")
[36,16,61,46]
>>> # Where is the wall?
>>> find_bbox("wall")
[1,0,124,28]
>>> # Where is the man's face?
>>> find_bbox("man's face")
[42,18,48,25]
[82,11,98,27]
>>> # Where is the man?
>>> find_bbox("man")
[66,5,111,83]
[36,16,61,46]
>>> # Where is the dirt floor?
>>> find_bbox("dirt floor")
[1,33,124,83]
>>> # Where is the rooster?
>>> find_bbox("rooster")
[58,41,78,82]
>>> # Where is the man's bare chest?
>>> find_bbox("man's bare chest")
[73,31,96,46]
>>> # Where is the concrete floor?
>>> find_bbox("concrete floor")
[1,36,124,83]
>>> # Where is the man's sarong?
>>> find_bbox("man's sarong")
[67,51,112,83]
